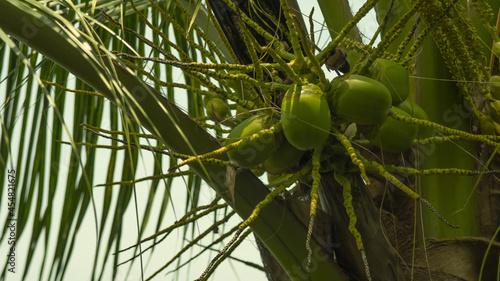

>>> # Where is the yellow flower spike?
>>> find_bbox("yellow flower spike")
[95,170,196,187]
[305,147,323,270]
[82,123,156,139]
[173,123,281,170]
[332,127,370,185]
[120,54,259,109]
[171,0,228,63]
[197,228,253,281]
[333,165,371,281]
[358,0,422,74]
[309,147,323,217]
[219,0,280,44]
[205,1,239,63]
[279,0,305,68]
[129,0,192,62]
[183,169,300,281]
[171,140,237,170]
[363,154,419,200]
[389,109,500,148]
[234,23,265,90]
[375,164,500,177]
[417,134,500,145]
[359,154,459,228]
[317,0,379,66]
[239,182,289,230]
[292,14,327,86]
[155,211,237,281]
[208,178,294,280]
[43,80,103,97]
[139,200,229,246]
[245,166,311,223]
[238,164,308,230]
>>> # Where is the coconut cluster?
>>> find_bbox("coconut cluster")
[206,58,428,172]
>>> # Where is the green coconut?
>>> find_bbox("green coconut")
[489,75,500,99]
[479,115,497,135]
[397,99,428,120]
[370,58,410,105]
[493,41,500,59]
[489,100,500,124]
[330,75,392,125]
[225,113,283,168]
[397,99,429,137]
[263,139,305,174]
[281,84,331,150]
[205,98,229,121]
[359,107,418,153]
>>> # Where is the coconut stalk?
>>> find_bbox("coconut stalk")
[375,0,415,55]
[316,0,362,66]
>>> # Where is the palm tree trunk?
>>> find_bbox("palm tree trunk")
[319,173,407,280]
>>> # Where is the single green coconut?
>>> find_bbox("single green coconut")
[281,84,331,150]
[330,75,392,125]
[205,98,229,121]
[225,113,283,168]
[370,58,410,105]
[359,107,418,153]
[263,139,305,174]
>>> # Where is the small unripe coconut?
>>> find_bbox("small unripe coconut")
[489,100,500,123]
[397,99,428,121]
[359,107,418,153]
[493,41,500,59]
[397,99,429,137]
[205,98,229,121]
[489,75,500,99]
[480,115,496,135]
[370,58,410,105]
[225,113,283,168]
[250,165,265,177]
[263,139,305,174]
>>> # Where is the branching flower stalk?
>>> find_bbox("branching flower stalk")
[195,181,290,281]
[359,154,459,228]
[148,210,237,280]
[116,198,228,260]
[332,127,370,184]
[97,1,500,279]
[171,122,282,171]
[306,146,323,270]
[316,0,381,64]
[334,168,371,281]
[356,0,423,74]
[389,109,500,147]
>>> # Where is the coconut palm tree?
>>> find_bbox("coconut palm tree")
[0,0,499,280]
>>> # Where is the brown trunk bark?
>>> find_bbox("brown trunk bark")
[319,173,407,281]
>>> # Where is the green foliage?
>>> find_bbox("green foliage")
[1,0,500,280]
